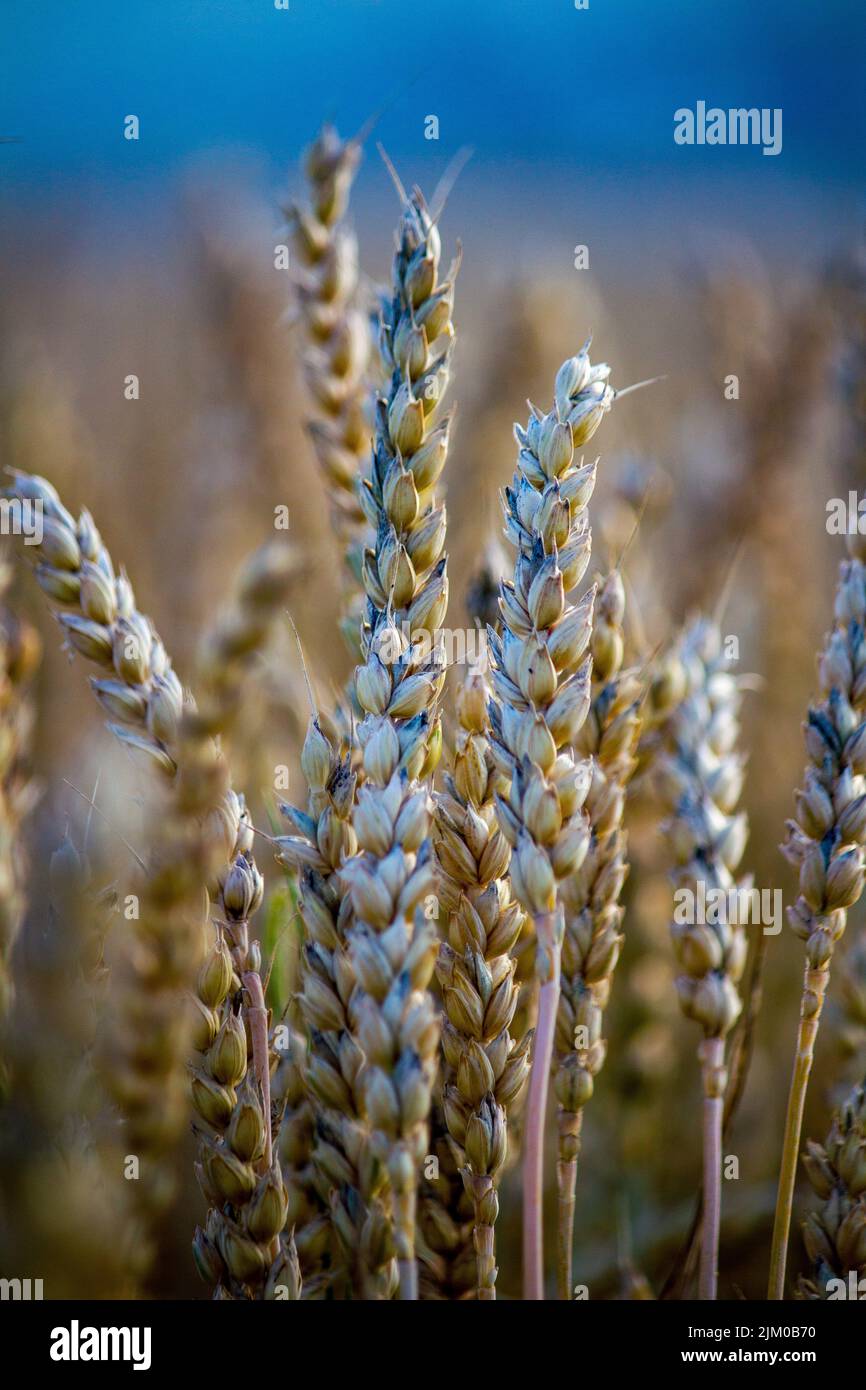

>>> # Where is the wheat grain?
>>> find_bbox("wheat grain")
[768,536,866,1299]
[487,341,620,1298]
[553,570,642,1298]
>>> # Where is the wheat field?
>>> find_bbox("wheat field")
[1,3,864,1316]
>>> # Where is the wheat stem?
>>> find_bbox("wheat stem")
[699,1036,725,1299]
[523,909,560,1299]
[243,969,273,1170]
[556,1141,579,1301]
[768,976,826,1299]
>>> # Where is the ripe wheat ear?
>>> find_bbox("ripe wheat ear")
[487,341,620,1298]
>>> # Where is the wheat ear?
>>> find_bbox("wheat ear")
[285,125,371,612]
[192,847,294,1299]
[654,618,749,1299]
[276,711,399,1299]
[433,667,531,1298]
[5,473,297,1234]
[487,342,619,1299]
[2,473,227,1221]
[417,1102,476,1298]
[339,186,457,1299]
[0,560,40,1082]
[185,549,306,1298]
[553,571,642,1299]
[768,538,866,1298]
[798,1080,866,1298]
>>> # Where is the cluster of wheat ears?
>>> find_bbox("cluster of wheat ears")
[1,124,865,1302]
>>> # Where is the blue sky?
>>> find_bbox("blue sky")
[2,1,863,263]
[3,1,862,179]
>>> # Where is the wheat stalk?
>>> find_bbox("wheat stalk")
[553,570,642,1299]
[768,538,866,1298]
[653,617,749,1299]
[487,341,620,1299]
[798,1081,866,1298]
[432,667,531,1298]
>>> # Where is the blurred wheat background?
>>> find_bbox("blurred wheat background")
[0,0,864,1300]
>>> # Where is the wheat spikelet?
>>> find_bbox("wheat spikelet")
[798,1081,866,1298]
[553,570,642,1298]
[0,560,39,1079]
[487,341,620,1298]
[653,617,749,1299]
[768,537,866,1298]
[432,667,531,1298]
